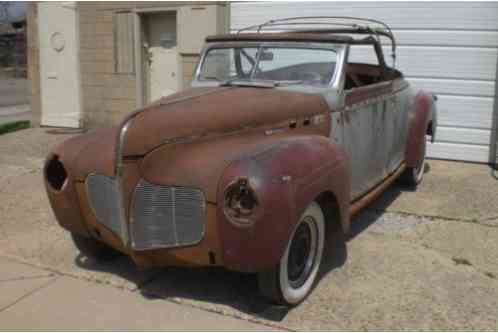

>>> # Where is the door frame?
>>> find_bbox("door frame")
[133,7,181,108]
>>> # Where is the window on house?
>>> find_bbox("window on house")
[114,11,135,74]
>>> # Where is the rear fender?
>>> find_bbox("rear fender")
[405,91,437,167]
[217,135,350,272]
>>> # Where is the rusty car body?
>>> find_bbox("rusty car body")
[44,17,437,305]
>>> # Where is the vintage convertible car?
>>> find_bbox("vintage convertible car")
[44,17,437,305]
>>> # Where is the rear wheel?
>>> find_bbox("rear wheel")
[401,137,426,187]
[258,201,325,305]
[71,233,121,262]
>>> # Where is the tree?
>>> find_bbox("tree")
[0,2,11,25]
[0,2,24,76]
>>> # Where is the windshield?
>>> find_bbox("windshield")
[199,46,338,86]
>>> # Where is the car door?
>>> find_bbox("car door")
[340,45,393,200]
[385,81,411,175]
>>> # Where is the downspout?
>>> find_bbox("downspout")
[490,54,498,170]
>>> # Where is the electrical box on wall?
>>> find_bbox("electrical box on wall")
[178,4,228,54]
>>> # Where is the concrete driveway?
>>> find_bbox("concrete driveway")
[1,128,498,330]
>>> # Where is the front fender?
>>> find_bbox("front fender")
[217,135,350,272]
[405,91,437,167]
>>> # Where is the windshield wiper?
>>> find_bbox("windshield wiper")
[221,78,276,88]
[274,80,304,86]
[203,76,222,81]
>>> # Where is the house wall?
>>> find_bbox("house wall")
[78,2,229,128]
[29,2,228,129]
[78,3,129,128]
[26,3,41,127]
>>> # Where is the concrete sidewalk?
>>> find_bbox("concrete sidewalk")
[0,257,279,331]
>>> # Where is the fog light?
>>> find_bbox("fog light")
[45,155,67,191]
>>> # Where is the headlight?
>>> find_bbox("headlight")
[223,177,259,226]
[45,154,67,191]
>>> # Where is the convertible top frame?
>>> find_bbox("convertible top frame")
[234,16,397,68]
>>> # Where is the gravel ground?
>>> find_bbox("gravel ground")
[1,128,498,330]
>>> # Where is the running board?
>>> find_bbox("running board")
[350,162,406,217]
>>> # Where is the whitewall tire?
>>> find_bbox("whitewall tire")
[401,137,427,187]
[258,201,325,305]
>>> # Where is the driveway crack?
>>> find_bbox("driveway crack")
[0,273,55,283]
[0,276,58,313]
[369,208,498,229]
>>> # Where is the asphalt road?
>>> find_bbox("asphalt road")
[1,128,497,330]
[0,78,29,107]
[0,78,31,125]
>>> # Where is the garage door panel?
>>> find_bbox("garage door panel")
[436,95,494,129]
[350,46,497,80]
[231,2,498,163]
[408,78,495,98]
[428,142,489,163]
[435,127,491,146]
[389,30,498,48]
[231,2,498,31]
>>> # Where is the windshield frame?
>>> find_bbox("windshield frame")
[193,41,346,89]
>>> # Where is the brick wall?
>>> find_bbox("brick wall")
[78,3,136,128]
[78,2,225,128]
[182,54,200,89]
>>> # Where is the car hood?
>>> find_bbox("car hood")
[50,86,333,181]
[120,86,330,156]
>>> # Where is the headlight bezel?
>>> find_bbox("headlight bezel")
[223,177,260,227]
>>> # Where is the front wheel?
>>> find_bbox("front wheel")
[258,201,325,305]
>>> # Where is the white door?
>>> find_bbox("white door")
[230,2,498,163]
[146,12,180,102]
[38,2,82,128]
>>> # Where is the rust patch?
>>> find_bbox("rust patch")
[121,87,329,156]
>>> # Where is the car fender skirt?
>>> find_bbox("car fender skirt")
[217,135,350,272]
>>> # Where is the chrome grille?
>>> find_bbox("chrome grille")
[85,174,124,239]
[131,180,206,250]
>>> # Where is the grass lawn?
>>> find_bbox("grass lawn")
[0,120,30,135]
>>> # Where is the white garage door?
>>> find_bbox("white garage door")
[230,2,498,163]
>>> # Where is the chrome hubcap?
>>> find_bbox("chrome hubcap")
[287,216,318,288]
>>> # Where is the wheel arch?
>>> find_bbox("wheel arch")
[315,191,344,238]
